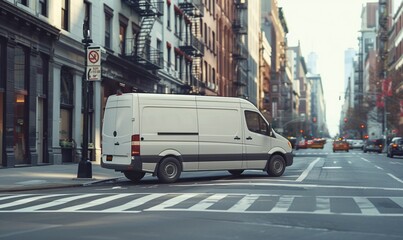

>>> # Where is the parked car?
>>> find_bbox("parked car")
[363,139,384,153]
[351,139,364,149]
[387,137,403,158]
[333,139,349,152]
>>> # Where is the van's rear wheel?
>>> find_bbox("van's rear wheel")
[157,157,181,183]
[123,171,145,183]
[228,170,244,176]
[267,155,285,177]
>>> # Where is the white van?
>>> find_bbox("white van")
[101,93,293,183]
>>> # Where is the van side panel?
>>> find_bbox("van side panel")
[101,94,135,165]
[196,98,243,170]
[139,96,199,171]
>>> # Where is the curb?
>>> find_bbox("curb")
[0,177,123,193]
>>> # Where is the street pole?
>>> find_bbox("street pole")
[77,20,93,178]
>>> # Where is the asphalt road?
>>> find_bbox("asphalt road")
[1,142,403,240]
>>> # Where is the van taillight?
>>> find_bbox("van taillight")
[131,134,140,156]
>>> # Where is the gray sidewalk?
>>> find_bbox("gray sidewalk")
[0,163,123,192]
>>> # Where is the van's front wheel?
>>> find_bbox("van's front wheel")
[123,171,145,183]
[267,155,285,177]
[157,157,182,183]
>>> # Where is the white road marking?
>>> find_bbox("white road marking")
[145,193,199,211]
[322,167,342,169]
[0,194,63,209]
[387,173,403,184]
[270,196,294,212]
[296,157,321,182]
[353,197,380,215]
[102,193,165,212]
[227,194,260,212]
[55,193,134,212]
[375,165,384,170]
[315,197,330,213]
[361,158,370,163]
[188,194,227,211]
[348,161,352,164]
[14,194,103,212]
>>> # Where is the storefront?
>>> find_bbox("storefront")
[0,1,59,167]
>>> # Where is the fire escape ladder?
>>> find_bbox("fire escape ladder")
[233,0,248,98]
[123,0,164,70]
[177,0,205,94]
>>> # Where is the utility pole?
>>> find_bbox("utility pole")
[77,18,93,178]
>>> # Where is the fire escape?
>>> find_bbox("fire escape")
[178,0,205,94]
[123,0,163,70]
[378,0,388,79]
[232,0,248,98]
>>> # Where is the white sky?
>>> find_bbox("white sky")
[277,0,376,137]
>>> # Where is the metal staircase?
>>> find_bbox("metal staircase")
[123,0,163,70]
[177,0,204,94]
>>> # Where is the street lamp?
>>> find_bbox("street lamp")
[77,19,93,178]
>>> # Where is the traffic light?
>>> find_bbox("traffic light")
[360,124,365,129]
[312,117,317,123]
[344,118,347,123]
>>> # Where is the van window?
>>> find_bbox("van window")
[245,111,269,135]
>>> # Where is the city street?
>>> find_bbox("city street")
[1,142,403,240]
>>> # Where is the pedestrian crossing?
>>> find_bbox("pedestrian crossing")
[1,193,403,216]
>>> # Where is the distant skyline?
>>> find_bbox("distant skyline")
[278,0,377,136]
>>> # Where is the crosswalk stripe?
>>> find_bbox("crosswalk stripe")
[227,194,259,212]
[101,194,165,212]
[390,197,403,208]
[14,194,103,212]
[55,193,134,212]
[145,193,199,211]
[0,194,35,201]
[270,196,294,212]
[315,197,331,213]
[188,194,227,211]
[0,194,62,209]
[353,197,380,215]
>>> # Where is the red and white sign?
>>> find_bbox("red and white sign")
[87,47,101,66]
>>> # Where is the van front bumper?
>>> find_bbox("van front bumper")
[285,152,293,166]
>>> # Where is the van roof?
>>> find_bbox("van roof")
[117,93,255,106]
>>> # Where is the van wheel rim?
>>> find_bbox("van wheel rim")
[273,160,283,173]
[165,163,177,178]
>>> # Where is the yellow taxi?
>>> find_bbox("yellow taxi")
[333,138,349,152]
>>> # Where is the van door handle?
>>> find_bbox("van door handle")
[246,137,252,140]
[114,142,120,145]
[234,136,240,140]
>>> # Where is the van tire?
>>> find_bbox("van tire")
[267,155,285,177]
[157,157,182,183]
[123,171,145,183]
[228,170,244,176]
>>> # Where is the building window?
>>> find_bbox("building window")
[17,0,28,6]
[61,0,69,31]
[204,23,208,46]
[272,85,278,92]
[60,67,73,149]
[14,46,27,91]
[39,0,47,16]
[204,61,208,83]
[167,46,171,69]
[156,39,162,66]
[119,24,127,55]
[104,5,113,49]
[167,4,171,29]
[60,67,74,105]
[36,55,49,96]
[212,31,215,54]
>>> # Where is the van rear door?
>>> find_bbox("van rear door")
[102,94,135,165]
